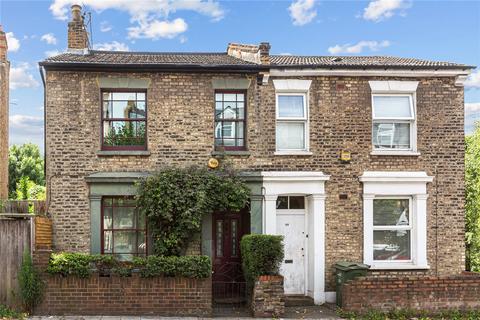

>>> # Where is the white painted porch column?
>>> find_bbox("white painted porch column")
[308,194,327,305]
[363,194,375,266]
[414,194,429,268]
[264,194,278,234]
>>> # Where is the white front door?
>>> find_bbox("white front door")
[276,211,306,294]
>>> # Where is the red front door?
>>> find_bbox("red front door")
[212,208,250,303]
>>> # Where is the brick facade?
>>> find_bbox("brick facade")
[251,275,285,317]
[44,69,465,289]
[0,26,9,200]
[35,273,212,316]
[341,272,480,313]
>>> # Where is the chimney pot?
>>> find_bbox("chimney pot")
[71,4,82,22]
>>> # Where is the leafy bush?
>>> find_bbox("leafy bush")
[466,125,480,271]
[18,251,44,313]
[337,307,480,320]
[0,304,25,319]
[47,252,95,278]
[136,166,250,256]
[133,255,211,278]
[240,234,284,283]
[47,252,211,279]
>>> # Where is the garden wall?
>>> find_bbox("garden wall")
[35,273,212,316]
[342,272,480,313]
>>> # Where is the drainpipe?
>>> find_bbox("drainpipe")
[38,65,47,213]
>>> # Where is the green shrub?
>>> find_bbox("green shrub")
[0,304,25,319]
[47,252,211,279]
[18,251,44,313]
[47,252,95,278]
[136,166,250,256]
[336,308,480,320]
[240,234,284,283]
[133,255,211,278]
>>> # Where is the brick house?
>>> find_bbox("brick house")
[39,5,474,305]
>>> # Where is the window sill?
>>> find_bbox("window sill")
[211,150,251,156]
[370,150,420,156]
[97,150,151,156]
[368,264,430,270]
[274,151,313,156]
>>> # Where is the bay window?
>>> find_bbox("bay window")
[102,91,147,150]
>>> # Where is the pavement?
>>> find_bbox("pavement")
[28,305,342,320]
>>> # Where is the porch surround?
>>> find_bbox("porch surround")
[261,171,330,305]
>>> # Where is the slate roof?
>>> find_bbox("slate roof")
[39,50,474,70]
[270,55,474,69]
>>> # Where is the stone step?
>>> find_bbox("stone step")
[285,294,315,307]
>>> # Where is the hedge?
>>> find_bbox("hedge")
[47,252,211,279]
[240,234,284,283]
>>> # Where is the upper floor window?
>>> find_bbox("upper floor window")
[372,94,415,150]
[214,91,246,150]
[102,91,147,150]
[276,93,308,151]
[101,196,147,261]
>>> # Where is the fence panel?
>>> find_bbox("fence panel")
[0,217,32,309]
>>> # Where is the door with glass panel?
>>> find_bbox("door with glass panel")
[212,208,250,304]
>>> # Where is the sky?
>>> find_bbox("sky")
[0,0,479,153]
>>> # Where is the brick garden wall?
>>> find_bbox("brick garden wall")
[35,273,212,316]
[342,272,480,313]
[45,70,465,289]
[251,275,285,318]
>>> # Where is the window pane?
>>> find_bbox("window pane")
[103,207,113,229]
[373,123,410,149]
[137,232,146,254]
[231,220,238,257]
[104,231,113,253]
[113,231,137,253]
[373,199,409,226]
[373,96,412,118]
[289,196,305,209]
[276,196,288,209]
[136,92,146,100]
[113,207,135,229]
[278,95,304,118]
[223,102,237,119]
[138,211,146,230]
[103,120,146,147]
[237,102,245,119]
[237,94,244,102]
[216,220,223,257]
[215,102,223,119]
[374,230,411,260]
[215,93,223,101]
[276,122,305,150]
[111,92,136,101]
[223,93,236,101]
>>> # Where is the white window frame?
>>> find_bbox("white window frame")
[369,81,419,156]
[360,171,433,270]
[275,93,310,154]
[372,196,414,264]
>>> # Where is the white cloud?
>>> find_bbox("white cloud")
[466,102,480,134]
[465,70,480,89]
[50,0,223,39]
[362,0,410,22]
[100,21,113,32]
[6,32,20,52]
[41,33,57,45]
[128,18,188,40]
[45,50,61,57]
[289,0,317,26]
[10,63,40,90]
[93,41,130,51]
[328,40,391,55]
[9,114,44,149]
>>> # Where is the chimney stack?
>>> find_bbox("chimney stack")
[0,25,9,199]
[67,4,89,52]
[226,42,271,65]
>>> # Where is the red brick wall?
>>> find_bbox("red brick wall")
[35,274,212,316]
[342,272,480,313]
[252,275,285,318]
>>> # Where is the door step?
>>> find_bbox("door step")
[285,294,315,307]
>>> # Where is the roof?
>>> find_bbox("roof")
[270,55,474,69]
[39,50,475,71]
[40,50,263,72]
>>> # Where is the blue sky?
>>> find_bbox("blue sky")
[1,0,479,152]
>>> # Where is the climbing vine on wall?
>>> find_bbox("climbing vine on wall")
[136,166,250,256]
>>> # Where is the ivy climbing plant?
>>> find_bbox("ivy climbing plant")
[136,166,250,256]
